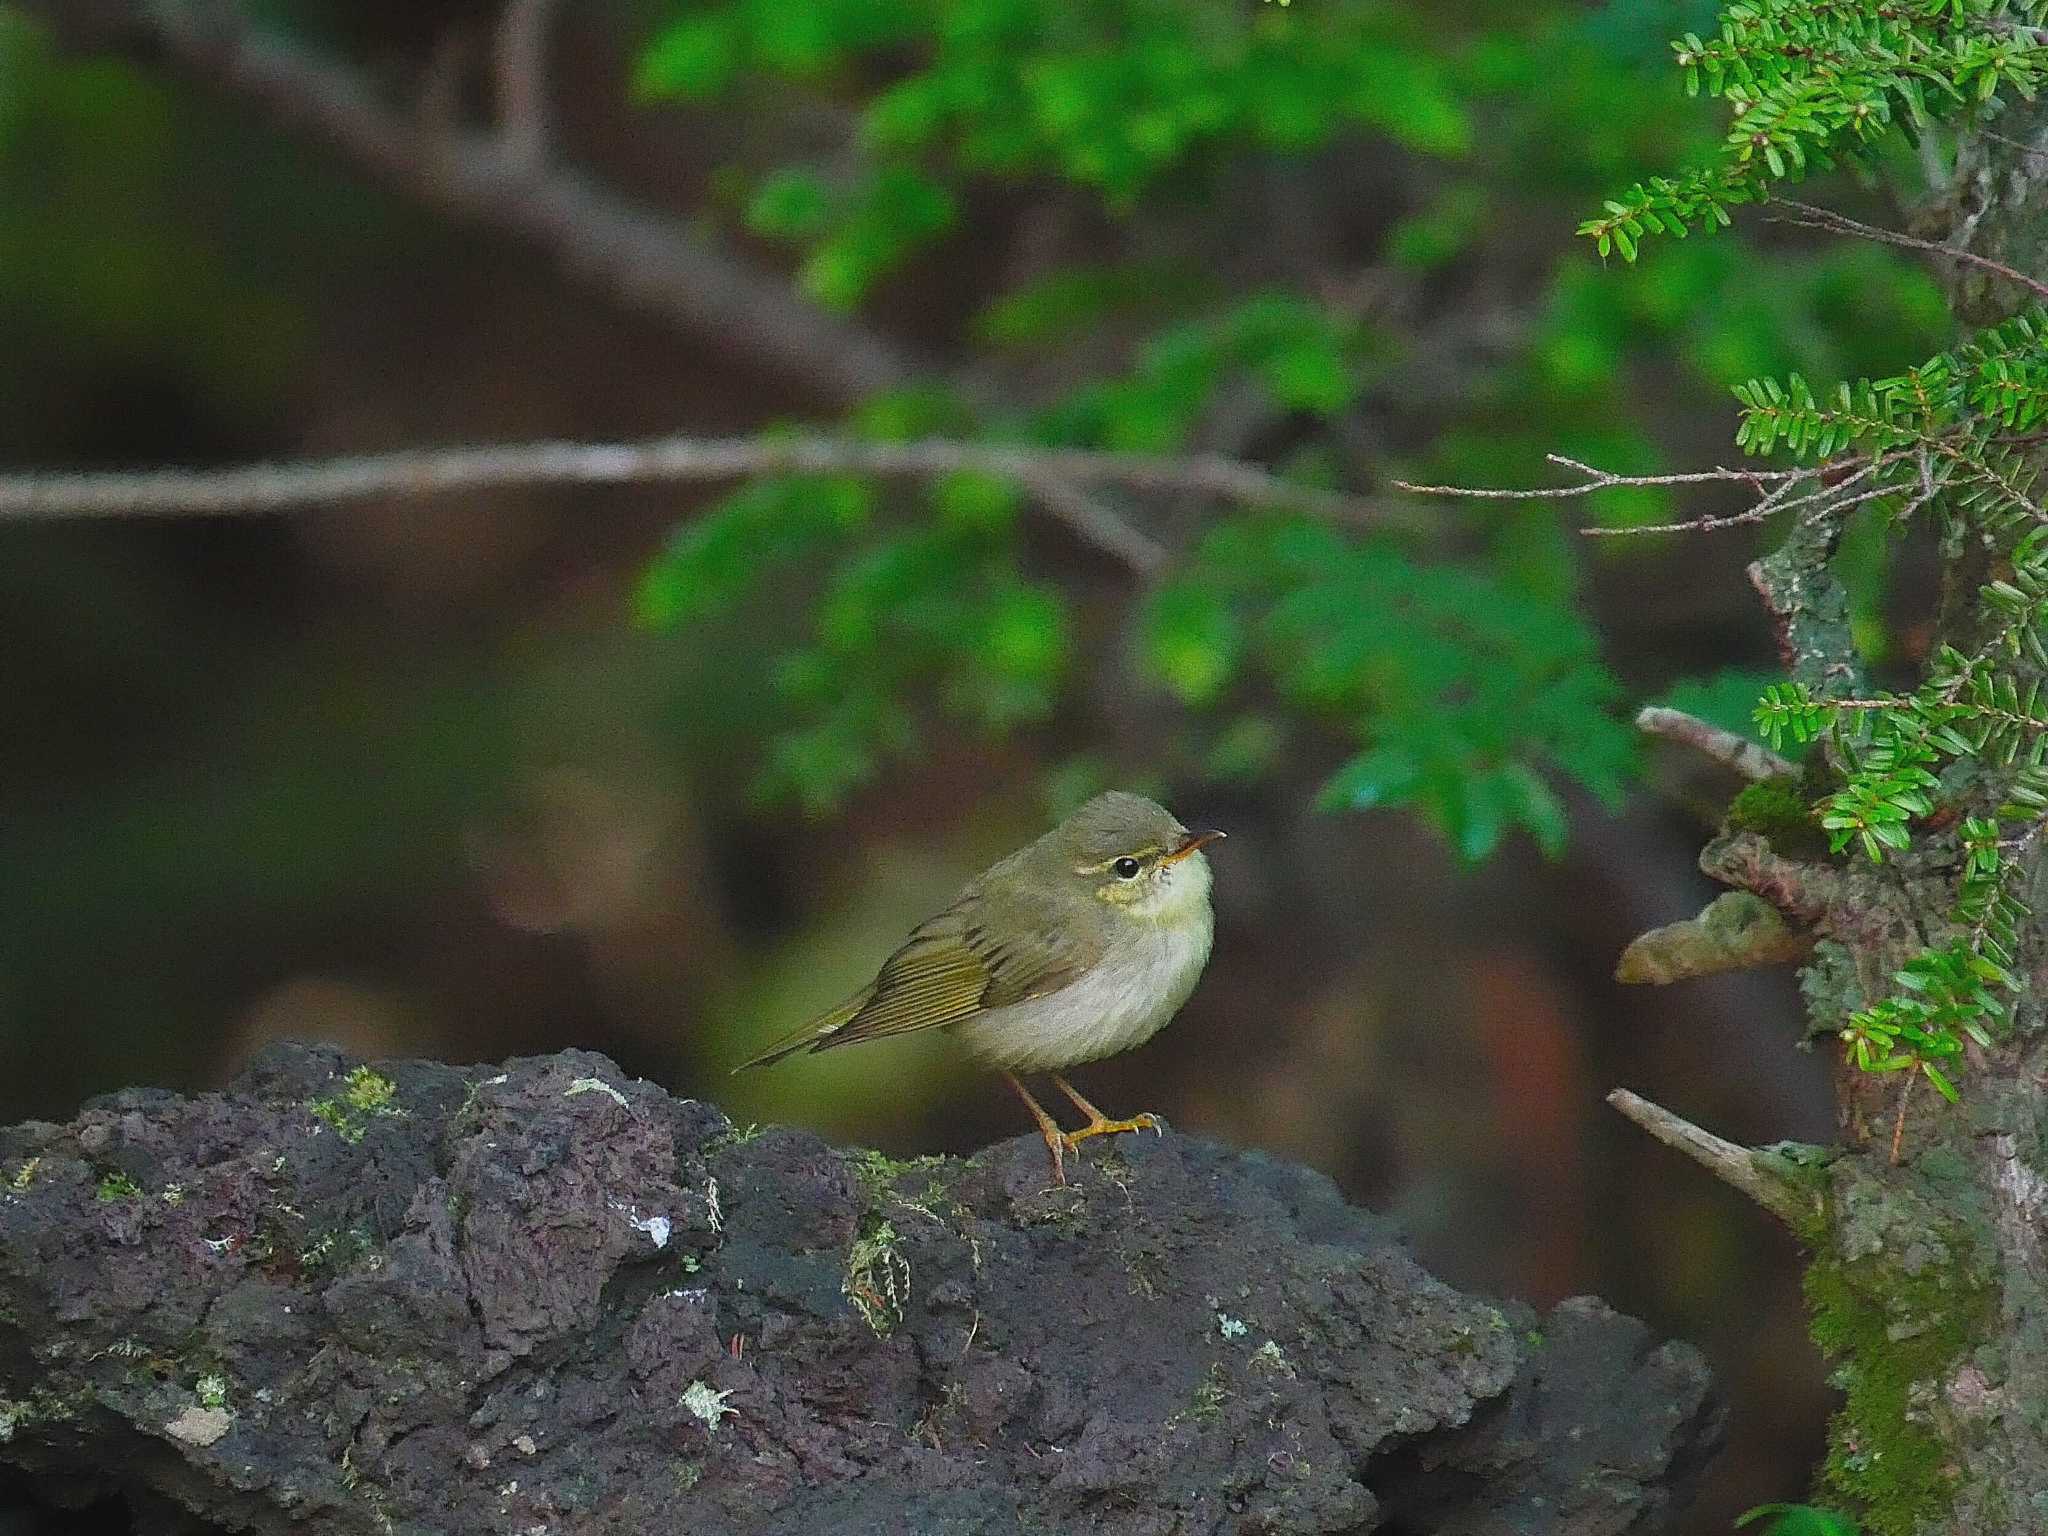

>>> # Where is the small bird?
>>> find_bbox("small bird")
[736,791,1224,1184]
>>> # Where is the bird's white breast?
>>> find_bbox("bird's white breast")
[954,855,1214,1073]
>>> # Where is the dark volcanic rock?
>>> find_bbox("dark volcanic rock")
[0,1044,1721,1534]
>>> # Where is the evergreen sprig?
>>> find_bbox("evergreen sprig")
[1750,650,2048,1093]
[1583,1,2048,260]
[637,0,1470,305]
[1729,288,2048,1100]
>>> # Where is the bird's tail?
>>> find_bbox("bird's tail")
[730,990,871,1072]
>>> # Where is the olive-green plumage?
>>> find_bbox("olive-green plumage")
[734,790,1221,1075]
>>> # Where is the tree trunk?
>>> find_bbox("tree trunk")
[1635,204,2048,1521]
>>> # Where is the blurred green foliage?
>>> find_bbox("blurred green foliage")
[0,10,319,423]
[632,0,1953,857]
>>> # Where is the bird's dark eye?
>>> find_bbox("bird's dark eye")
[1113,857,1142,880]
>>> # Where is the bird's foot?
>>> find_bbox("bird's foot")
[1062,1111,1163,1154]
[1038,1126,1068,1186]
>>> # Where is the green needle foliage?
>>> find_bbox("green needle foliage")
[1582,0,2048,259]
[1143,518,1631,859]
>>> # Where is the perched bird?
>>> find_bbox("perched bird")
[736,791,1224,1184]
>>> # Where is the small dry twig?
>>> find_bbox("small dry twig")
[1606,1088,1814,1227]
[1890,1073,1919,1167]
[1397,450,1920,537]
[1768,196,2048,305]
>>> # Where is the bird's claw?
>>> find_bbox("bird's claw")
[1062,1110,1165,1152]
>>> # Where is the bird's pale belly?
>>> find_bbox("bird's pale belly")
[951,918,1214,1072]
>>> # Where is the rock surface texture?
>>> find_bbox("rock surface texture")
[0,1044,1720,1535]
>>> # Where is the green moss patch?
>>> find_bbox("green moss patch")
[1806,1218,1996,1536]
[1728,778,1832,861]
[308,1067,405,1144]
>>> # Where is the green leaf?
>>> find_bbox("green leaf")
[1140,582,1244,706]
[633,19,737,100]
[1735,1501,1860,1536]
[1318,746,1422,813]
[745,168,834,239]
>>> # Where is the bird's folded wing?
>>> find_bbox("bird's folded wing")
[729,986,875,1070]
[811,889,1102,1052]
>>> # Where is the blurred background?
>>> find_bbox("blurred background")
[0,0,1961,1528]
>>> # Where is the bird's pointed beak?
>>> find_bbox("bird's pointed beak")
[1162,829,1226,864]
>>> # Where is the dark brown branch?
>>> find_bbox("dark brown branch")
[112,0,928,406]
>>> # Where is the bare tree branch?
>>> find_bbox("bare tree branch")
[99,0,929,406]
[1768,196,2048,305]
[1614,892,1813,985]
[494,0,560,171]
[0,434,1405,569]
[1397,452,1810,503]
[1396,449,1946,536]
[1023,479,1173,576]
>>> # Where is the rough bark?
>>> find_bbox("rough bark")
[0,1043,1719,1536]
[1676,363,2048,1532]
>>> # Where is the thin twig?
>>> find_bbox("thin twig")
[1976,126,2048,165]
[1890,1072,1919,1166]
[0,434,1395,569]
[1793,478,1925,529]
[1581,505,1783,537]
[1396,456,1809,501]
[1768,196,2048,305]
[494,0,560,170]
[1024,479,1170,576]
[1400,448,1930,537]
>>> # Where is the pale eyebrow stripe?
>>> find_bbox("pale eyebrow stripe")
[1074,846,1163,874]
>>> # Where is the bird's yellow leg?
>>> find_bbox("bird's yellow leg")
[1052,1075,1162,1151]
[1003,1071,1069,1186]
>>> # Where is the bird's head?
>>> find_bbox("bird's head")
[1041,790,1224,925]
